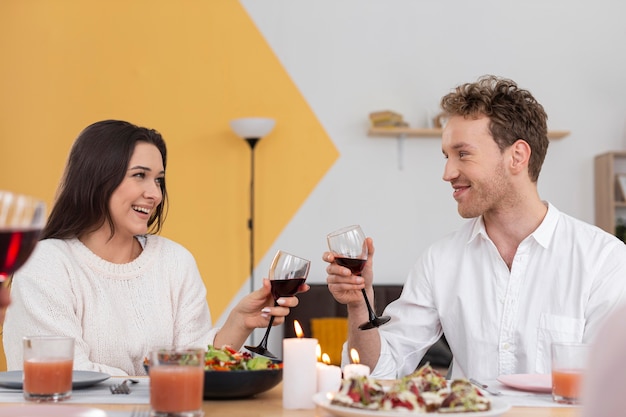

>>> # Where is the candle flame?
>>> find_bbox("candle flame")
[350,348,360,364]
[322,353,331,365]
[294,320,304,338]
[316,344,322,361]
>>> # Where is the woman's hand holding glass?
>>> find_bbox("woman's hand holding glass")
[215,277,307,354]
[244,250,311,358]
[240,277,307,330]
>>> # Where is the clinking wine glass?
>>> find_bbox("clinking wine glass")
[244,250,311,359]
[0,190,46,282]
[327,225,390,330]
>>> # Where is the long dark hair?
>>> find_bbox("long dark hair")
[43,120,168,240]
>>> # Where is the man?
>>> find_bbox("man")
[324,75,626,380]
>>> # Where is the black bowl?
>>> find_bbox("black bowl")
[144,364,283,399]
[203,368,283,399]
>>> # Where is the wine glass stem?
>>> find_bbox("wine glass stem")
[257,316,275,348]
[257,302,279,348]
[361,288,378,322]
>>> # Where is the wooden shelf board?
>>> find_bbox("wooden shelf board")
[368,127,570,140]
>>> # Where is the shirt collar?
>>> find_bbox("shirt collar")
[467,202,559,248]
[530,202,559,248]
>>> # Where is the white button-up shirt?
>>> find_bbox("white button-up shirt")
[369,203,626,380]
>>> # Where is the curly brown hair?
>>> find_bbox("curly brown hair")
[440,75,548,182]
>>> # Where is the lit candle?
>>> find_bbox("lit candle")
[316,344,326,387]
[343,348,370,380]
[283,320,318,409]
[317,352,342,394]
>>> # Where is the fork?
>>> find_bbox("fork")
[469,378,502,396]
[130,407,150,417]
[109,378,139,395]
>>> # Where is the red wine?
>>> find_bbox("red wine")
[335,257,366,275]
[270,278,306,300]
[0,229,41,277]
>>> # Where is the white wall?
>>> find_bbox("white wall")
[228,0,626,349]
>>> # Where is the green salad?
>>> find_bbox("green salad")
[204,345,282,371]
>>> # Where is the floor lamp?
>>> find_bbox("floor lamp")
[230,118,275,344]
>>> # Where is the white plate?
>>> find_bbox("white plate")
[313,392,512,417]
[497,373,551,393]
[0,404,107,416]
[0,370,111,390]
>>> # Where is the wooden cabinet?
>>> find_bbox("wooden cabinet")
[594,151,626,236]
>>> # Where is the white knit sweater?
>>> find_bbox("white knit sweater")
[3,235,218,376]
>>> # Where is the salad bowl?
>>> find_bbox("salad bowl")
[145,345,283,399]
[203,345,282,399]
[203,366,282,399]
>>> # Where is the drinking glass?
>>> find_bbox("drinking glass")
[149,347,205,417]
[551,342,589,404]
[0,190,46,282]
[23,336,74,402]
[327,225,390,330]
[244,250,311,359]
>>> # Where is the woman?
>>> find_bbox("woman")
[2,120,305,376]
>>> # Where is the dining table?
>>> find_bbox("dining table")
[0,376,581,417]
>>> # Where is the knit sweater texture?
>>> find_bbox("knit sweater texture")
[3,235,217,376]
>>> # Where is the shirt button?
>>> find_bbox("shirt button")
[502,343,510,350]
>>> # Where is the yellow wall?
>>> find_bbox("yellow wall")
[0,1,338,370]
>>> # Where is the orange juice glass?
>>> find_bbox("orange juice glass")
[551,342,589,404]
[149,347,205,417]
[23,336,74,402]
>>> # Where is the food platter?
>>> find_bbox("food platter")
[313,392,512,417]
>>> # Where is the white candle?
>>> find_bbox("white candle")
[317,353,342,393]
[343,348,370,380]
[343,363,370,379]
[283,320,318,409]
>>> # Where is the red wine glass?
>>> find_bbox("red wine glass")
[0,191,46,282]
[244,250,310,359]
[327,225,390,330]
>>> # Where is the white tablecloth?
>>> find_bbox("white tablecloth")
[480,379,578,408]
[0,376,580,414]
[0,376,149,405]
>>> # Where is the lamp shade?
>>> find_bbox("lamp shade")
[230,118,275,139]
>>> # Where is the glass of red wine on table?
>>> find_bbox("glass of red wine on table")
[327,224,391,330]
[244,250,311,359]
[0,190,46,282]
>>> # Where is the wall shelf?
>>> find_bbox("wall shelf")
[368,127,571,139]
[368,127,570,170]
